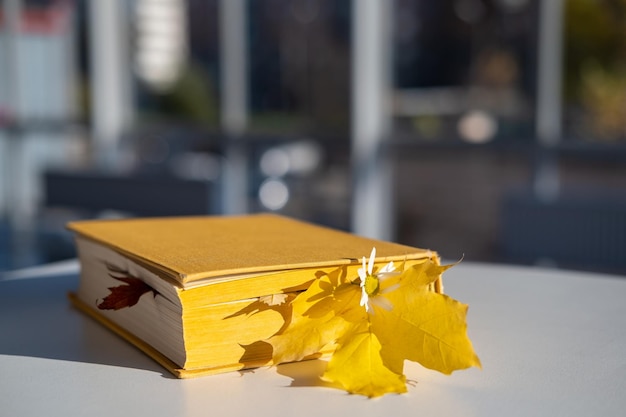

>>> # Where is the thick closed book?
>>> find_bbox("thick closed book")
[68,214,441,378]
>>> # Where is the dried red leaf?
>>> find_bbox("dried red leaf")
[97,276,155,310]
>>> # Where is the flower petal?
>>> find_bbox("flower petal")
[380,261,396,274]
[367,247,376,275]
[359,287,369,311]
[380,282,400,295]
[358,268,367,284]
[371,295,393,311]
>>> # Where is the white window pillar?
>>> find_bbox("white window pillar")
[88,0,134,167]
[219,0,249,214]
[535,0,564,202]
[351,0,394,240]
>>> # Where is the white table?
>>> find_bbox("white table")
[2,262,626,416]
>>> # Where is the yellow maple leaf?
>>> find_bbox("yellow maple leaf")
[269,266,366,364]
[372,261,481,377]
[267,253,481,397]
[322,322,407,397]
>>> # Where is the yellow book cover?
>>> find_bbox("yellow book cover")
[68,214,441,378]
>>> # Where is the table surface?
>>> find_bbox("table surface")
[2,261,626,417]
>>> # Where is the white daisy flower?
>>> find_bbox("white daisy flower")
[358,247,399,313]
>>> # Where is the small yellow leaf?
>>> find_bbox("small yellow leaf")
[322,323,407,397]
[259,293,288,306]
[268,267,365,364]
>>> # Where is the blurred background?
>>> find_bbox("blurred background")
[1,0,625,275]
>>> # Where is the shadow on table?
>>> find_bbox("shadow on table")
[0,274,175,378]
[274,359,343,391]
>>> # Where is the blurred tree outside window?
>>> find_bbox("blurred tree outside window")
[247,0,351,135]
[564,0,626,142]
[133,0,219,128]
[392,0,536,144]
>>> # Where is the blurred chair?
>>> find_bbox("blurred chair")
[501,190,626,274]
[44,170,218,217]
[38,168,219,264]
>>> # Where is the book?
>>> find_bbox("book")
[68,214,442,378]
